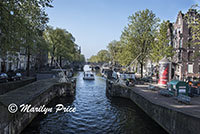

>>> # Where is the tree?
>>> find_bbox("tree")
[44,27,85,67]
[0,0,53,74]
[79,54,86,63]
[150,21,174,64]
[120,9,160,78]
[184,4,200,60]
[88,55,98,63]
[88,50,111,63]
[97,50,111,63]
[107,40,121,64]
[187,4,200,44]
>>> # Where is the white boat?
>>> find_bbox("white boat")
[83,71,95,80]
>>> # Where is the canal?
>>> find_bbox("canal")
[21,68,168,134]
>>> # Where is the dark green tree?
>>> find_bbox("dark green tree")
[0,0,53,74]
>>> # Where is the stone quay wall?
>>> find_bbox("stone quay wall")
[0,78,76,134]
[0,77,36,95]
[106,80,200,134]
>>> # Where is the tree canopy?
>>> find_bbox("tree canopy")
[120,9,160,77]
[88,50,110,63]
[0,1,85,73]
[0,0,53,73]
[107,40,122,64]
[150,21,174,64]
[0,0,52,55]
[44,27,85,66]
[187,4,200,45]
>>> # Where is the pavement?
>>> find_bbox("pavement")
[0,78,58,106]
[131,83,200,118]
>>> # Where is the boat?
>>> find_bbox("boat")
[83,71,95,80]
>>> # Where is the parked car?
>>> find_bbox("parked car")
[7,72,22,81]
[0,73,8,83]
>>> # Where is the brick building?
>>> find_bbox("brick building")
[169,9,200,80]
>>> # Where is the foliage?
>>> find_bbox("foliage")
[0,0,85,72]
[115,42,134,66]
[0,0,52,54]
[88,50,110,63]
[0,0,53,73]
[187,4,200,44]
[97,50,111,63]
[44,27,85,66]
[88,55,99,63]
[150,21,174,64]
[107,40,122,64]
[79,54,86,63]
[120,9,160,77]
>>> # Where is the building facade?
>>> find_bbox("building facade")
[169,9,200,80]
[0,46,47,73]
[0,48,32,72]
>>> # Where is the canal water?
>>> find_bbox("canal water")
[22,67,168,134]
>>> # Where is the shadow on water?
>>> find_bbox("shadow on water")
[109,97,168,134]
[21,70,168,134]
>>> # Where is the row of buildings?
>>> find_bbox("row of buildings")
[0,47,48,73]
[0,45,81,73]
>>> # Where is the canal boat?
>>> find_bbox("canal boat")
[83,71,95,80]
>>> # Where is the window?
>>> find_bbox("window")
[199,65,200,73]
[178,51,182,61]
[188,52,191,61]
[188,64,193,73]
[179,39,182,48]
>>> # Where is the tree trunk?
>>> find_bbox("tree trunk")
[140,62,143,78]
[59,56,62,67]
[51,45,55,66]
[156,65,159,83]
[56,57,59,66]
[26,46,30,76]
[1,60,6,73]
[51,56,54,66]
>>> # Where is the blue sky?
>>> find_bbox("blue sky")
[46,0,199,59]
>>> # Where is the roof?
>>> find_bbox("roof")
[84,71,94,74]
[168,80,186,85]
[169,80,180,85]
